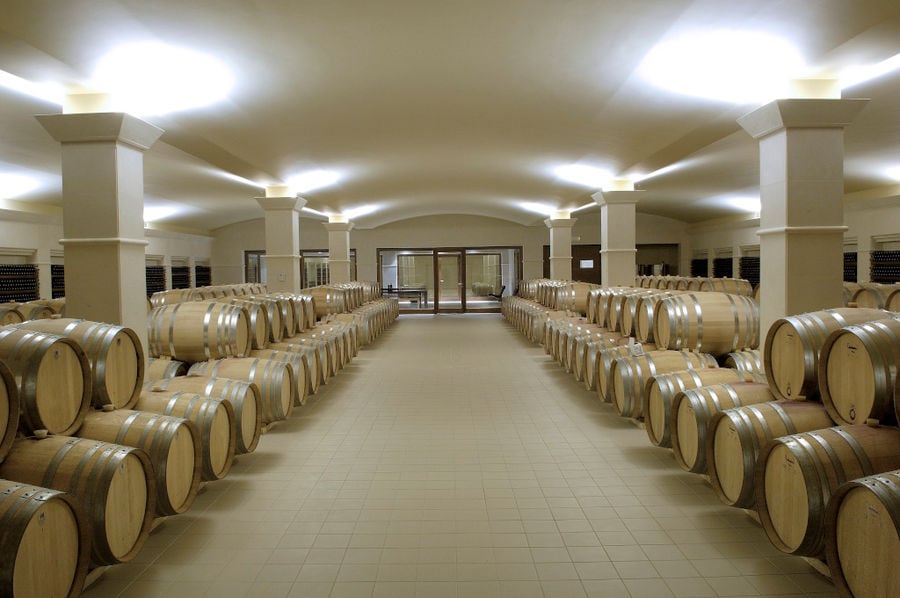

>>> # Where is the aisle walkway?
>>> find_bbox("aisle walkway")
[85,314,837,598]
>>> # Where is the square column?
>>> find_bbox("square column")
[544,218,576,280]
[592,190,643,287]
[255,192,306,293]
[738,99,868,339]
[37,112,164,355]
[324,221,353,283]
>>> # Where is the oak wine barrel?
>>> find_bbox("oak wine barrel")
[652,292,759,357]
[188,358,295,423]
[11,318,144,410]
[0,328,91,436]
[0,479,90,598]
[609,350,717,418]
[723,349,764,377]
[670,381,776,474]
[0,435,155,565]
[0,304,23,325]
[146,357,187,382]
[77,409,200,517]
[755,425,900,557]
[824,469,900,598]
[145,375,261,454]
[0,361,19,463]
[850,283,900,309]
[147,301,251,362]
[764,308,893,400]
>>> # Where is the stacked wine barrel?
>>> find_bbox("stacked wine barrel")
[507,279,900,594]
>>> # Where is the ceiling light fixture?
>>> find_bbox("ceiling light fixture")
[286,169,341,194]
[92,42,233,116]
[554,164,614,189]
[639,30,805,104]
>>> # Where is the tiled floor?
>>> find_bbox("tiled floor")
[83,314,839,597]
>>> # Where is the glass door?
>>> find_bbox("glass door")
[436,250,464,312]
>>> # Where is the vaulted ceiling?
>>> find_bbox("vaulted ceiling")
[2,0,899,233]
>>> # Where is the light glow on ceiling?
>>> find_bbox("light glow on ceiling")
[519,201,558,216]
[886,166,900,182]
[286,169,341,194]
[301,206,329,217]
[840,53,900,89]
[725,196,761,215]
[92,42,233,115]
[0,69,64,105]
[554,164,614,189]
[0,173,41,199]
[639,30,805,104]
[143,205,181,223]
[341,204,378,220]
[570,202,596,214]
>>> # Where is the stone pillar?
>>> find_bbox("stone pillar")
[544,217,576,280]
[36,111,163,356]
[255,186,306,293]
[592,189,642,287]
[324,220,353,283]
[738,99,868,341]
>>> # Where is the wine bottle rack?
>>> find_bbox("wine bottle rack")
[690,259,708,277]
[843,252,858,283]
[146,265,166,297]
[870,250,900,284]
[51,264,66,298]
[739,256,760,287]
[171,266,191,289]
[0,264,39,302]
[712,257,733,278]
[195,265,211,287]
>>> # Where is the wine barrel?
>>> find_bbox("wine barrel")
[819,318,900,426]
[764,308,893,400]
[146,357,187,382]
[850,283,900,309]
[251,296,294,338]
[610,350,718,418]
[595,343,644,403]
[887,287,900,312]
[723,349,764,377]
[14,302,54,320]
[623,290,682,340]
[147,301,251,362]
[652,292,759,356]
[698,277,754,296]
[77,410,200,517]
[0,479,90,598]
[670,382,776,474]
[755,425,900,557]
[707,400,834,509]
[136,390,236,481]
[0,304,23,325]
[11,318,144,410]
[249,349,310,405]
[556,282,597,316]
[825,470,900,598]
[188,358,294,423]
[144,375,261,454]
[268,340,328,388]
[842,282,861,307]
[0,435,155,565]
[0,328,91,436]
[643,367,751,448]
[0,361,19,463]
[222,298,271,350]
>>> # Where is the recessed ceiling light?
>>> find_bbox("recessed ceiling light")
[554,164,614,189]
[639,30,805,104]
[92,42,233,115]
[0,173,40,199]
[286,170,341,194]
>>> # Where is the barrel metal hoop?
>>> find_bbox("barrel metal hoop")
[42,437,82,489]
[831,427,875,478]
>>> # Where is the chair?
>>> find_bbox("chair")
[488,285,506,300]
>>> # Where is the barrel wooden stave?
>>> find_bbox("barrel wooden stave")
[0,435,155,565]
[188,358,295,423]
[652,292,759,357]
[146,357,188,382]
[0,361,19,463]
[147,301,251,363]
[610,350,718,418]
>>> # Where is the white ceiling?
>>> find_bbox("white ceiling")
[1,0,900,233]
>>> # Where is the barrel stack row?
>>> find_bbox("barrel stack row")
[507,279,900,596]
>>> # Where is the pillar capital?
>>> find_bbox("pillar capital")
[544,217,577,229]
[36,112,164,151]
[737,98,869,140]
[592,189,644,207]
[323,221,354,233]
[255,195,307,212]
